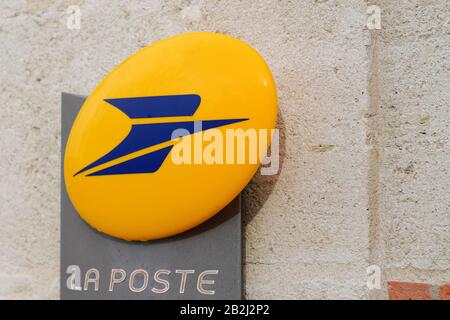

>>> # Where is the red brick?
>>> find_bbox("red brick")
[440,284,450,300]
[388,281,432,300]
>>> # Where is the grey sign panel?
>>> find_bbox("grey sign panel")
[60,93,242,300]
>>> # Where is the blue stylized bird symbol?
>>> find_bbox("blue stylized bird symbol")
[74,94,248,176]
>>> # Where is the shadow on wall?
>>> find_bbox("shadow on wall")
[241,111,285,299]
[242,111,286,227]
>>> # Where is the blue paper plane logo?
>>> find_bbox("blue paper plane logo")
[74,94,248,176]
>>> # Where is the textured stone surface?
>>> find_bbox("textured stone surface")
[241,1,371,299]
[0,0,448,299]
[370,0,450,295]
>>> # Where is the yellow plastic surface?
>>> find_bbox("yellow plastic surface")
[64,32,277,241]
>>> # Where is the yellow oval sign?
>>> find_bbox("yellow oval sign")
[64,32,277,241]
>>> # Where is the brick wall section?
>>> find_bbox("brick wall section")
[388,281,450,300]
[440,284,450,300]
[388,281,432,300]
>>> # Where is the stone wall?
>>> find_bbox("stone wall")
[0,0,448,299]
